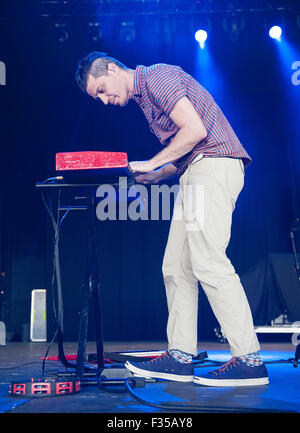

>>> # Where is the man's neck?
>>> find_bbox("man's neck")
[124,68,135,100]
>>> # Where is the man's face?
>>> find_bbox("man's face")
[86,63,130,107]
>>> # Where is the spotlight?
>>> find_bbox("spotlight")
[88,22,102,43]
[195,30,207,43]
[195,30,207,48]
[120,21,135,43]
[222,16,244,43]
[54,23,68,43]
[269,25,282,40]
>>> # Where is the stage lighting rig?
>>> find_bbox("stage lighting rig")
[88,22,102,43]
[269,25,282,40]
[37,1,300,18]
[222,15,245,42]
[35,1,300,46]
[54,22,68,43]
[161,17,177,44]
[192,16,211,48]
[195,30,207,49]
[120,21,136,42]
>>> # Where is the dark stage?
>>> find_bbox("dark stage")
[0,341,300,415]
[1,0,300,420]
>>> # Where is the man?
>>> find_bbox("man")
[75,52,269,386]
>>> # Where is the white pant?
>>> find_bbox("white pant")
[162,155,260,357]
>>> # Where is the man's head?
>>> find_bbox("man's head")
[75,51,134,107]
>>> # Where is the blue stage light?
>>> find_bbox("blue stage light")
[195,30,207,44]
[195,29,207,49]
[269,25,282,40]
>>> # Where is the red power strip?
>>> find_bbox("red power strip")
[10,377,81,398]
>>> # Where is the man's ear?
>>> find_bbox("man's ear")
[107,62,118,75]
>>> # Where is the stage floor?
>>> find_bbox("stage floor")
[0,341,299,415]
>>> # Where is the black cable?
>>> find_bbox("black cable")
[41,328,58,377]
[0,362,42,370]
[265,359,296,365]
[123,377,294,414]
[41,189,71,323]
[40,189,76,374]
[98,376,135,394]
[41,189,96,375]
[94,357,297,413]
[41,191,59,321]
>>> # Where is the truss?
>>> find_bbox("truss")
[2,1,299,18]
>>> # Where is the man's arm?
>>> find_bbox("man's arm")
[133,163,178,184]
[129,96,207,173]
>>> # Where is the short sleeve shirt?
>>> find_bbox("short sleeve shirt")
[132,63,251,175]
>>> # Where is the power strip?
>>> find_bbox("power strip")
[10,377,81,398]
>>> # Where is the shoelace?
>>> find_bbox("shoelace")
[146,352,169,364]
[211,357,240,375]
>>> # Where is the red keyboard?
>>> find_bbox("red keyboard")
[56,151,128,171]
[55,151,132,183]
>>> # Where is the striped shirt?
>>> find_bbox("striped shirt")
[132,64,251,175]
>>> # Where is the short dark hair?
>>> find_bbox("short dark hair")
[75,51,128,93]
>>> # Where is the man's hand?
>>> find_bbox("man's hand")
[129,160,155,173]
[130,163,178,184]
[133,170,162,184]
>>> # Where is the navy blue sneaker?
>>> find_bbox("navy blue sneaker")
[193,357,269,387]
[125,351,194,382]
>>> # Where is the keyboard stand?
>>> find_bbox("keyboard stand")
[36,182,113,379]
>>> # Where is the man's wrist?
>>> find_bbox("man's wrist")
[159,163,178,180]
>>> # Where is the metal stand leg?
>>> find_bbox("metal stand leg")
[87,188,104,372]
[293,342,300,368]
[76,187,104,379]
[290,220,300,368]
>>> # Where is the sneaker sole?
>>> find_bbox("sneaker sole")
[193,376,269,387]
[125,361,194,382]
